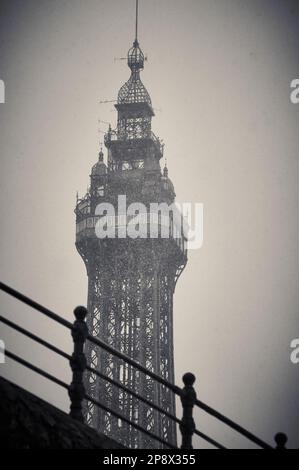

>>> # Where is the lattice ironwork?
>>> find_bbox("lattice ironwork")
[78,240,183,449]
[118,39,151,106]
[118,71,151,106]
[117,115,152,141]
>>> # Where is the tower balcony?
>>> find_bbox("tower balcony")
[75,209,187,259]
[104,128,164,159]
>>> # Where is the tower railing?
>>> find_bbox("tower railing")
[104,127,163,155]
[75,212,188,257]
[0,281,288,450]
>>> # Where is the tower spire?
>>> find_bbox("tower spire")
[135,0,139,43]
[116,0,152,109]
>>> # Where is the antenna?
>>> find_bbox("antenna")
[98,140,104,156]
[135,0,139,41]
[98,119,110,126]
[98,119,111,143]
[99,99,117,104]
[97,125,106,139]
[114,55,148,62]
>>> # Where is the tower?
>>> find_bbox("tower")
[75,2,187,449]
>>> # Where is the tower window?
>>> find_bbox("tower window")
[132,160,144,169]
[122,160,144,170]
[122,161,133,170]
[97,185,105,197]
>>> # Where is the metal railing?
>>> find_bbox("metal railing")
[104,127,164,155]
[0,281,288,450]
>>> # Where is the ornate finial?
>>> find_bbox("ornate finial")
[182,372,196,387]
[127,40,144,72]
[275,433,288,449]
[163,157,168,177]
[74,305,88,321]
[126,1,144,72]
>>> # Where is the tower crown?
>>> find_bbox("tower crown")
[117,40,151,107]
[103,0,162,167]
[105,16,160,156]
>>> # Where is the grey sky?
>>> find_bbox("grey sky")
[0,0,298,448]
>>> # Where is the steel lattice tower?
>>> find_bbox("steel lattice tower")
[75,6,187,449]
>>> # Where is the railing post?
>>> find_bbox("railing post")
[69,306,88,422]
[274,433,287,449]
[180,372,197,449]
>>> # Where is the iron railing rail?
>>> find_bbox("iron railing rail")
[195,398,272,449]
[0,281,286,449]
[0,282,72,330]
[0,282,181,392]
[5,349,69,391]
[0,313,225,450]
[0,317,177,424]
[0,315,70,361]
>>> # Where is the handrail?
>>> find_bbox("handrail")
[193,429,226,450]
[0,281,284,450]
[0,315,70,361]
[0,316,178,424]
[194,398,273,450]
[0,282,180,395]
[0,282,72,330]
[0,313,225,450]
[5,349,69,391]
